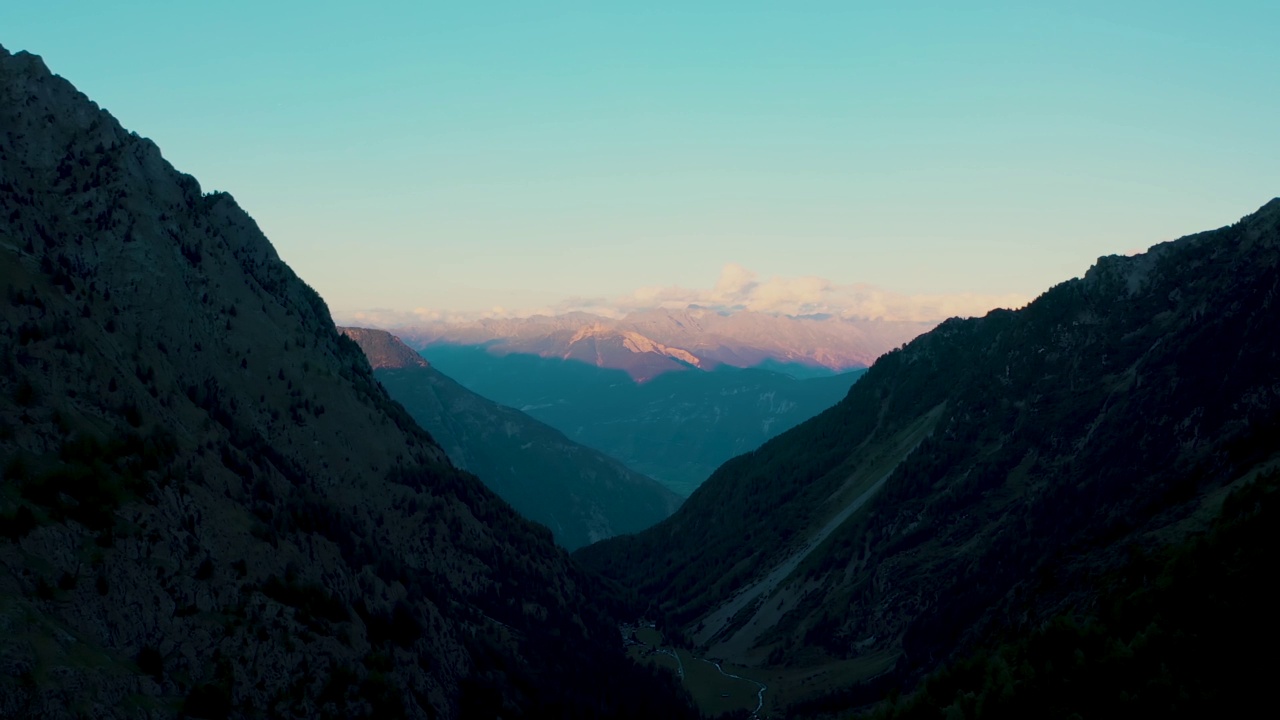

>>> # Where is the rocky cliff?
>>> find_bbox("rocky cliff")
[338,327,429,371]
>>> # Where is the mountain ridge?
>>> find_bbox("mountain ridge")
[340,327,428,370]
[399,308,934,382]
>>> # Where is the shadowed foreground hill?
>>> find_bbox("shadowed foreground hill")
[577,199,1280,716]
[0,46,693,719]
[340,327,681,550]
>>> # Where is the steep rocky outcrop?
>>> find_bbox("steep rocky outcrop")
[578,199,1280,714]
[339,326,428,371]
[0,46,692,719]
[341,328,682,549]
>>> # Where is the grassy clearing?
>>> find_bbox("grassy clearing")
[681,652,763,715]
[630,624,898,716]
[754,650,899,714]
[629,626,764,716]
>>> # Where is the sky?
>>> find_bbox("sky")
[3,2,1278,323]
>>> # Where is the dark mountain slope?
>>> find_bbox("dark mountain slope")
[340,327,681,550]
[861,467,1279,719]
[577,199,1280,712]
[0,47,693,719]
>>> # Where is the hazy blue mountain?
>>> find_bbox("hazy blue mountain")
[341,327,682,550]
[421,344,866,496]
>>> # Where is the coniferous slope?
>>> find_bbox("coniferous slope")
[0,47,694,719]
[340,327,682,550]
[577,199,1280,711]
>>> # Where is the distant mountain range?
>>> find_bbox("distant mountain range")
[577,199,1280,717]
[340,327,681,549]
[390,296,928,497]
[398,308,934,382]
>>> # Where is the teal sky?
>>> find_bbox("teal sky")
[4,2,1278,321]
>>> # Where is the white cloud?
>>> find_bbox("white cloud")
[554,264,1028,322]
[335,303,558,328]
[711,262,758,299]
[339,264,1031,327]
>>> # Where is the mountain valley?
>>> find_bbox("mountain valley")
[1,37,1276,720]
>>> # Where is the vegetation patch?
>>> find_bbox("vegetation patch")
[859,469,1280,719]
[16,428,175,531]
[259,574,349,627]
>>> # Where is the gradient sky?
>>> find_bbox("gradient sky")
[4,2,1278,321]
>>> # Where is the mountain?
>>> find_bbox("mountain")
[576,200,1280,716]
[340,327,682,550]
[620,307,935,374]
[341,326,430,370]
[420,344,866,496]
[400,308,933,382]
[0,46,694,719]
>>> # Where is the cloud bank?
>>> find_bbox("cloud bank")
[558,263,1029,323]
[338,264,1029,328]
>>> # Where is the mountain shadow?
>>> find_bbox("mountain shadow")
[422,343,866,496]
[340,327,682,550]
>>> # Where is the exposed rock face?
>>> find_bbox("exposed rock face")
[0,46,692,719]
[578,199,1280,712]
[341,328,682,549]
[339,327,428,370]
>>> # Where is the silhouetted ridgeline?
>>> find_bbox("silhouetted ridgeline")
[0,46,695,719]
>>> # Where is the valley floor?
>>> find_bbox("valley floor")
[626,625,767,716]
[625,623,902,718]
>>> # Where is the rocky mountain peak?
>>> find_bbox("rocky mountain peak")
[338,327,429,369]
